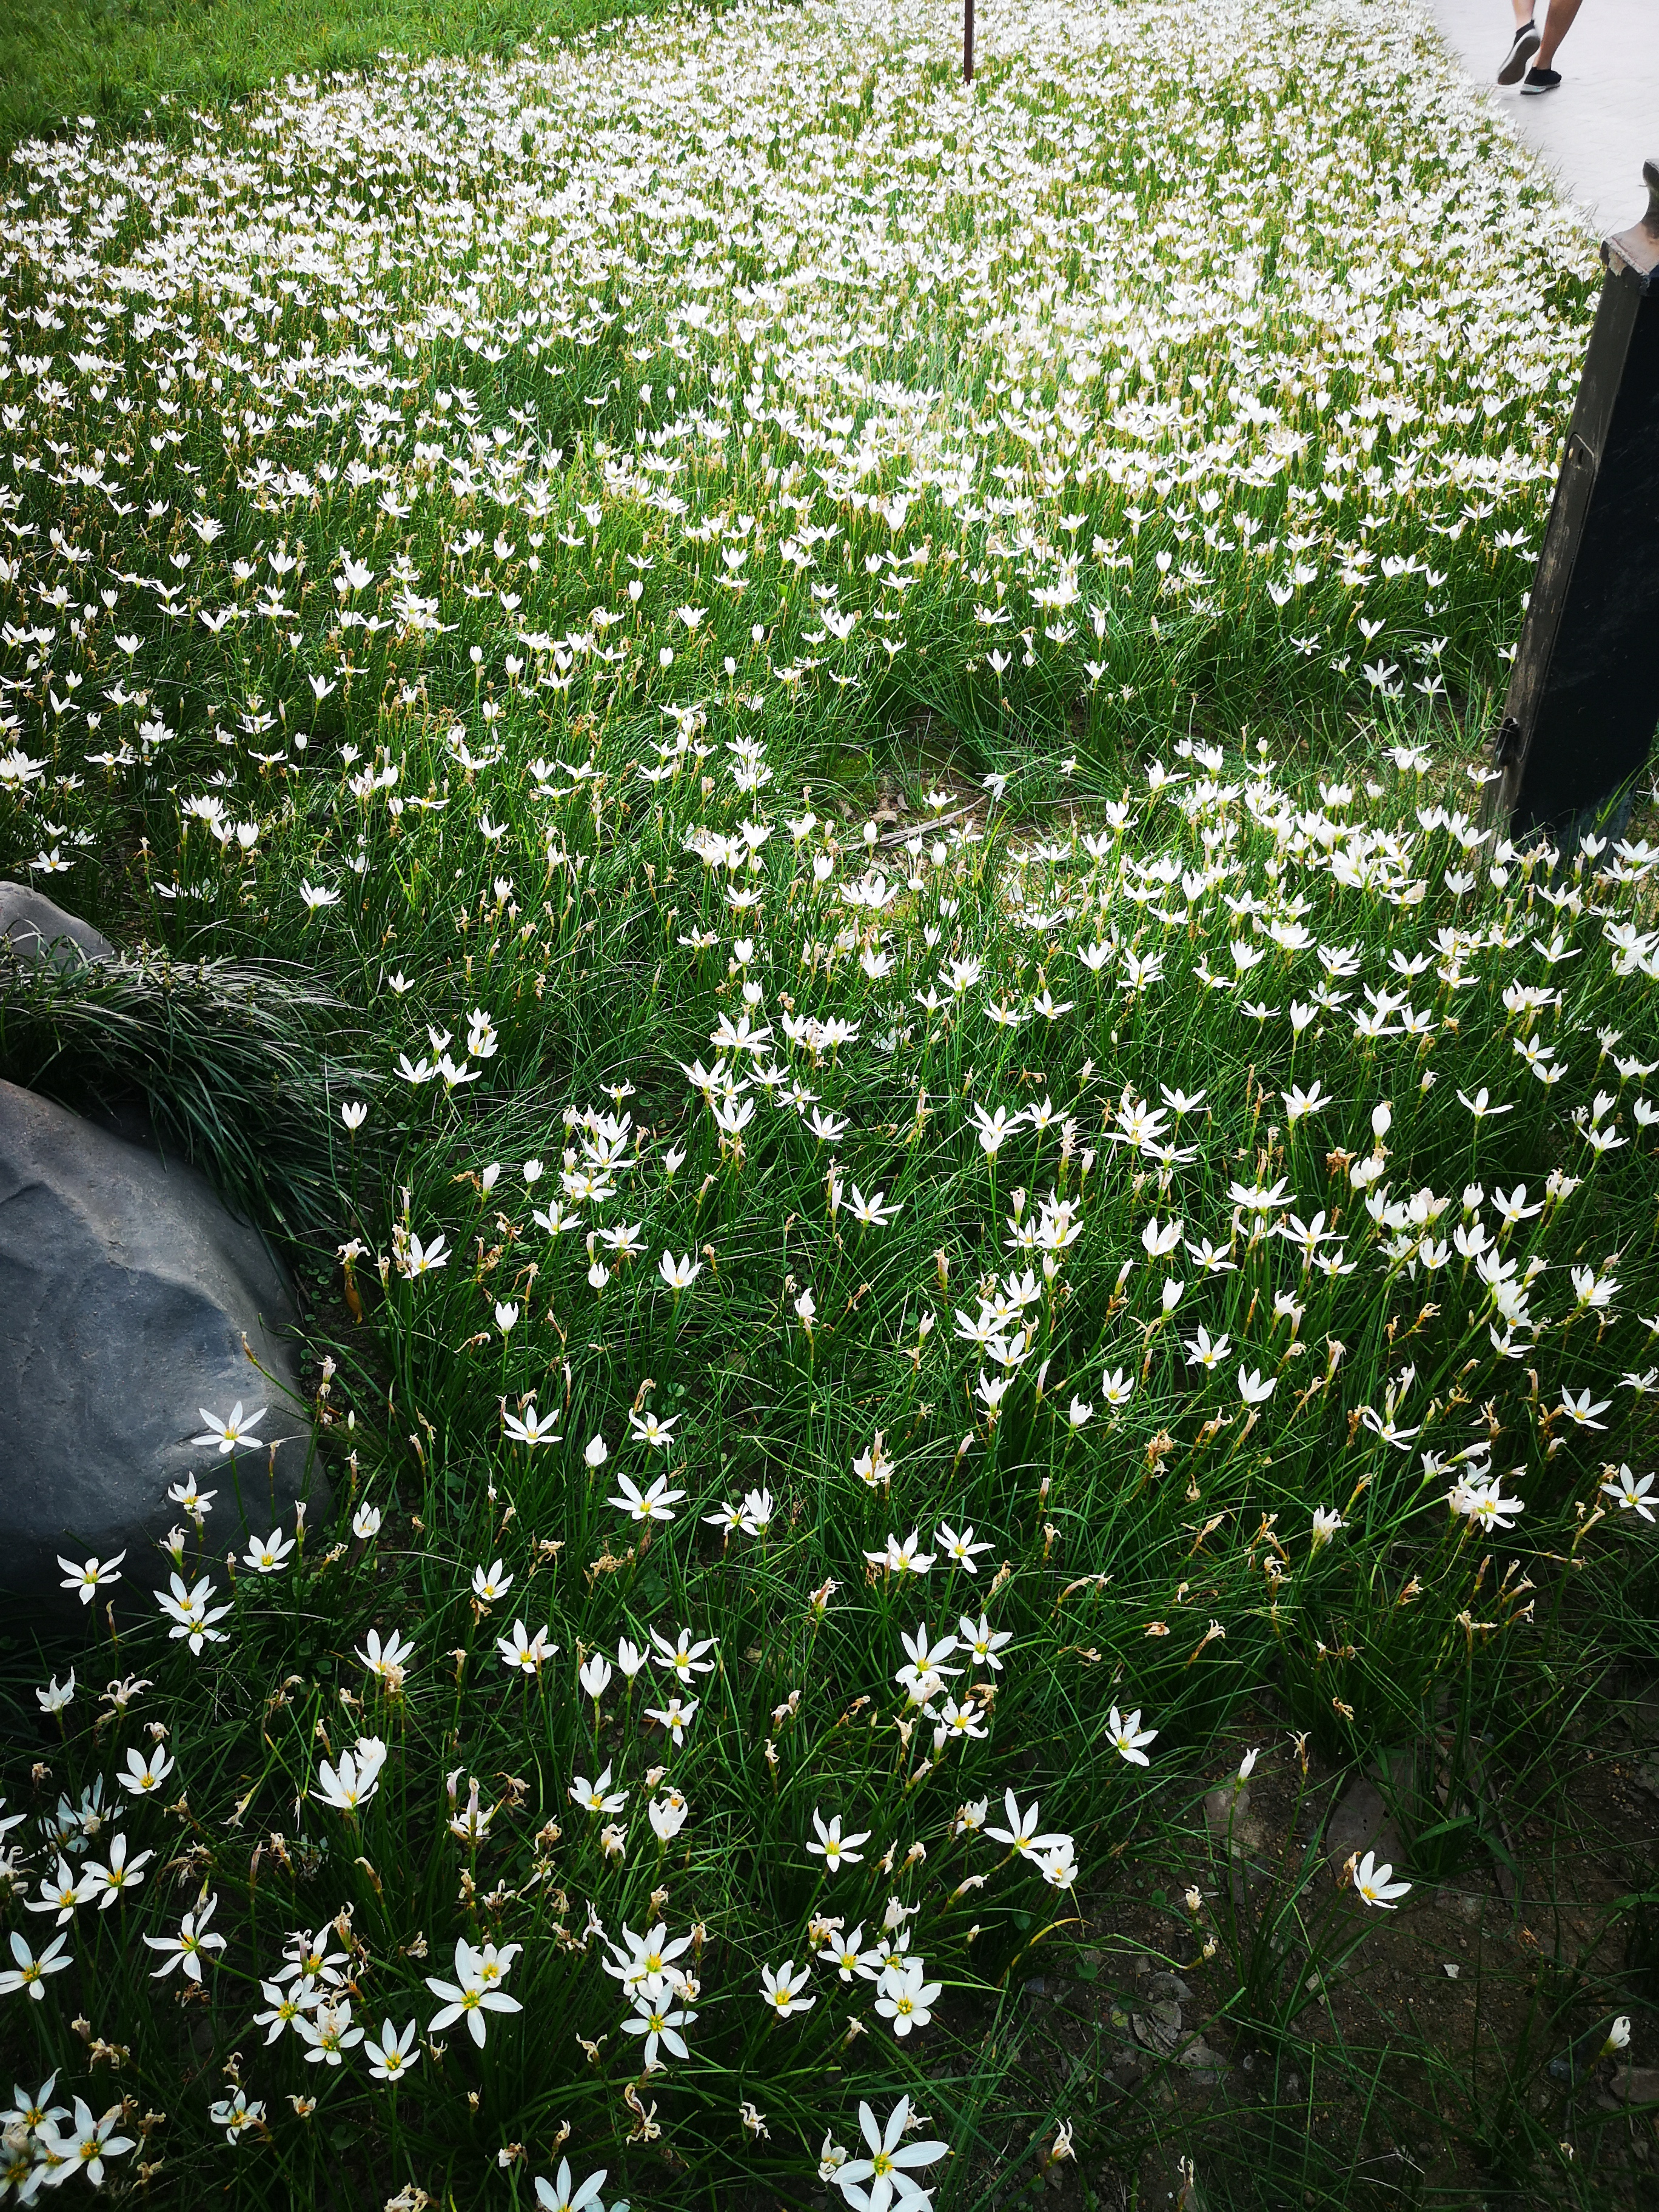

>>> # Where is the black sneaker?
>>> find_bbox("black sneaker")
[1496,21,1540,82]
[1521,65,1561,92]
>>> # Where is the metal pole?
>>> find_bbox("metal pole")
[964,0,974,84]
[1484,159,1659,848]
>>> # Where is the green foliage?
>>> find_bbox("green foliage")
[0,0,685,158]
[1203,1766,1390,2051]
[0,0,1652,2205]
[0,946,369,1231]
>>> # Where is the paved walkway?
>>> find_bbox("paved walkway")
[1418,0,1657,240]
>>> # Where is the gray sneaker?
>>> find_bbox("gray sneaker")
[1497,20,1540,81]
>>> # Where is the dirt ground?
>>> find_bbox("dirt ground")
[973,1680,1659,2211]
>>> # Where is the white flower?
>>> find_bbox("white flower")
[806,1809,872,1872]
[35,1671,75,1714]
[28,1854,91,1923]
[207,2090,264,2142]
[81,1833,153,1908]
[247,1994,309,2066]
[0,1929,73,1999]
[866,1529,935,1577]
[1107,1706,1158,1766]
[1185,1326,1231,1371]
[1352,1850,1411,1908]
[628,1409,680,1450]
[357,1627,415,1685]
[191,1400,266,1453]
[623,1977,697,2068]
[649,1790,689,1842]
[312,1736,388,1815]
[740,1486,775,1533]
[759,1959,815,2017]
[833,2096,949,2211]
[534,2158,609,2211]
[155,1574,231,1654]
[497,1620,555,1674]
[243,1524,295,1574]
[472,1557,514,1601]
[1601,1466,1656,1521]
[118,1744,175,1797]
[936,1521,994,1572]
[142,1894,226,1980]
[650,1626,719,1681]
[167,1472,216,1520]
[426,1937,523,2048]
[1560,1387,1612,1431]
[894,1619,960,1704]
[296,1996,364,2065]
[364,2017,421,2084]
[958,1613,1013,1671]
[49,2097,135,2187]
[56,1552,124,1604]
[659,1249,702,1291]
[609,1472,685,1521]
[570,1765,629,1815]
[1236,1365,1276,1405]
[503,1398,560,1447]
[1449,1475,1525,1532]
[1456,1086,1512,1119]
[847,1184,900,1227]
[643,1695,699,1745]
[400,1232,451,1278]
[985,1788,1067,1856]
[1036,1840,1078,1890]
[874,1959,942,2036]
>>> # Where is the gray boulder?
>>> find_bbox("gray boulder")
[0,1077,319,1627]
[0,882,115,970]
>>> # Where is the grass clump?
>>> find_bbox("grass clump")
[0,948,368,1232]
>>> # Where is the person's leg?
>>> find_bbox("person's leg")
[1497,1,1542,81]
[1535,0,1583,68]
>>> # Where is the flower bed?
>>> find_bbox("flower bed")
[1,2,1652,2205]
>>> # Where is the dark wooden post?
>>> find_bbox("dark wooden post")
[964,0,974,84]
[1484,160,1659,847]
